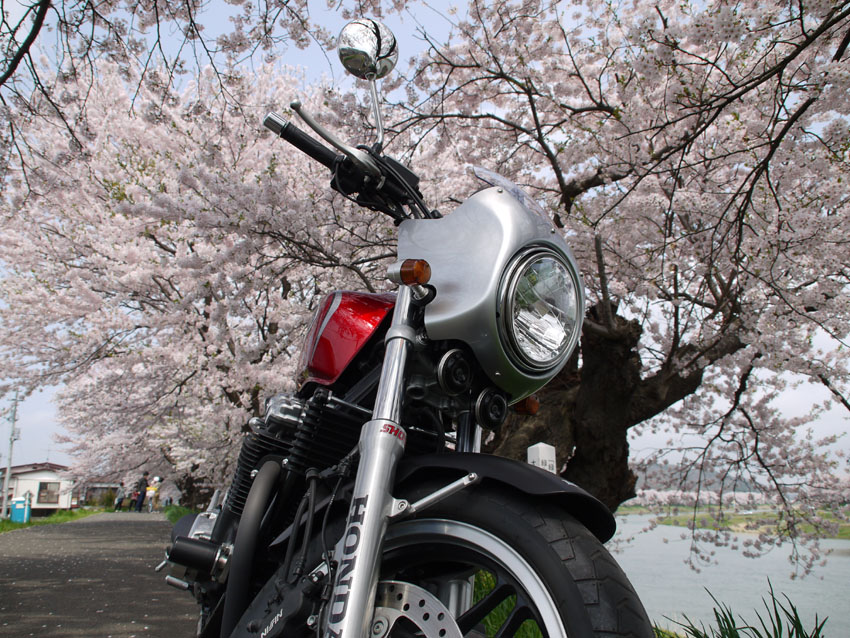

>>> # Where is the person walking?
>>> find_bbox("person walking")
[134,472,149,512]
[145,477,160,513]
[113,482,126,511]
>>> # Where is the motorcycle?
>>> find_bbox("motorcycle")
[160,18,654,638]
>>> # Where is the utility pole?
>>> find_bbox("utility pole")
[2,394,19,519]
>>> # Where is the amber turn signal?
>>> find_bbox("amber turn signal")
[399,259,432,285]
[512,395,540,416]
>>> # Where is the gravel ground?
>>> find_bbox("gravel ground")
[0,512,198,638]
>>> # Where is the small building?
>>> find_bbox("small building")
[79,480,121,507]
[3,462,75,514]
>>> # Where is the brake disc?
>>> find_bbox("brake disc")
[372,580,463,638]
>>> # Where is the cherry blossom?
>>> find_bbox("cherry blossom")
[0,0,848,568]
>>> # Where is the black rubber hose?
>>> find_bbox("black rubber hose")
[220,460,281,638]
[291,472,318,580]
[281,488,310,583]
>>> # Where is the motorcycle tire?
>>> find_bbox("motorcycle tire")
[376,479,654,638]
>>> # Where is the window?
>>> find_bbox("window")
[37,482,60,504]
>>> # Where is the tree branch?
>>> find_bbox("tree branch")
[0,0,50,88]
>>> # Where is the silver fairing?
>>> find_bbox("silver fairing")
[397,186,585,401]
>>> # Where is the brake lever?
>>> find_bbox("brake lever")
[290,101,382,178]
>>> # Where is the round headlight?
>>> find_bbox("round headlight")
[500,248,581,373]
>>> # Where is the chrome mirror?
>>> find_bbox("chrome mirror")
[338,19,398,80]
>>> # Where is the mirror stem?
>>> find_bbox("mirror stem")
[369,77,385,151]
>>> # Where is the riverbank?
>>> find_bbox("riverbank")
[617,505,850,540]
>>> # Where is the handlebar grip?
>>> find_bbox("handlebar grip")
[263,112,338,169]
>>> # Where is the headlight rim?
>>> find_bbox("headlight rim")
[498,245,582,374]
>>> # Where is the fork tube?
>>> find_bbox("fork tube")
[324,286,415,638]
[372,286,415,423]
[456,413,482,453]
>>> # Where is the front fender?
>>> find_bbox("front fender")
[396,453,616,543]
[269,453,616,550]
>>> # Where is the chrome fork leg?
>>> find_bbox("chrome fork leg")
[438,578,474,619]
[456,413,482,453]
[324,286,415,638]
[441,414,480,621]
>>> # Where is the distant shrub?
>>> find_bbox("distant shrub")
[99,489,116,508]
[163,505,198,524]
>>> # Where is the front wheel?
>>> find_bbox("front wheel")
[377,481,654,638]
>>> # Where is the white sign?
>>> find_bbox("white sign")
[527,442,557,474]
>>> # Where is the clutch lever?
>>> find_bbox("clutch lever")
[290,100,382,179]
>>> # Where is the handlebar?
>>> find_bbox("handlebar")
[263,111,431,221]
[263,113,338,169]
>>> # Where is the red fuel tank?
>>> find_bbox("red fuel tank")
[297,291,396,388]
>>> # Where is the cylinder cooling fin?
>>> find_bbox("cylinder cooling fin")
[223,390,366,518]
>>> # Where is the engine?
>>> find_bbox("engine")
[161,386,441,596]
[224,389,368,519]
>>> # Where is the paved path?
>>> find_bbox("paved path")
[0,512,198,637]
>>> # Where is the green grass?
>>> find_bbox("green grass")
[0,507,105,534]
[0,505,202,533]
[473,570,543,637]
[162,504,198,524]
[667,585,827,638]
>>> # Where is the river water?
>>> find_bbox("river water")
[611,515,848,637]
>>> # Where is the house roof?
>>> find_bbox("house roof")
[9,462,70,476]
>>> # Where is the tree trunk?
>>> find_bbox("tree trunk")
[564,312,643,510]
[176,467,215,510]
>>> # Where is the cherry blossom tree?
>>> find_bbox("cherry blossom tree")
[0,0,443,503]
[0,0,402,184]
[392,0,850,569]
[1,0,848,568]
[0,56,455,503]
[0,0,272,176]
